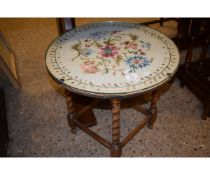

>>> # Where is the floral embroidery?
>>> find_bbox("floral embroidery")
[84,39,94,47]
[71,30,152,75]
[99,45,119,58]
[89,31,109,41]
[121,40,138,50]
[85,48,94,56]
[81,60,98,73]
[125,56,150,73]
[78,48,94,58]
[139,40,151,49]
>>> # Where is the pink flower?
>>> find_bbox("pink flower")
[81,61,98,73]
[99,45,119,58]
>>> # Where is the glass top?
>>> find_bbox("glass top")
[46,22,179,98]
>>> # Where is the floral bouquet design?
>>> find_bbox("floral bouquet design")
[71,30,152,76]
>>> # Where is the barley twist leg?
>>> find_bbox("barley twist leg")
[111,99,122,157]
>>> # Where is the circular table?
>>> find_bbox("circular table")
[46,21,180,157]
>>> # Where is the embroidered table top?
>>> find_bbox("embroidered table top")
[46,22,179,97]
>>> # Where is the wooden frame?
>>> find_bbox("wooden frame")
[0,30,20,89]
[65,90,159,157]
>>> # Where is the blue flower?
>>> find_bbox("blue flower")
[85,48,93,55]
[80,48,94,57]
[125,55,150,72]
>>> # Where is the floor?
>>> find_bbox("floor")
[0,18,209,157]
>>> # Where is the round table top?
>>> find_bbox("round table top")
[46,22,180,98]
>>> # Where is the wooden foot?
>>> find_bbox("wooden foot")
[111,99,122,157]
[148,90,158,129]
[65,90,77,133]
[111,144,122,157]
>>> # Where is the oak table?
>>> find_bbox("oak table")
[46,22,179,157]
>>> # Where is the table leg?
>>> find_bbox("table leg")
[148,90,159,129]
[65,90,97,127]
[65,90,77,134]
[111,99,122,157]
